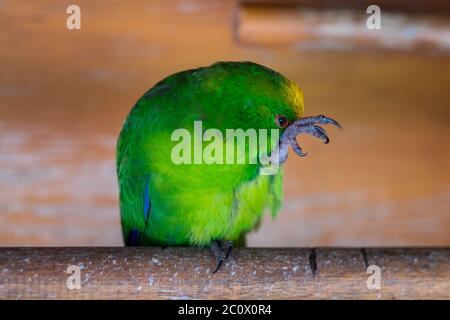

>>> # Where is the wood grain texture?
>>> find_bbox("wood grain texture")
[235,3,450,51]
[240,0,450,14]
[0,248,448,299]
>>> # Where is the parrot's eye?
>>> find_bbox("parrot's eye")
[275,114,289,128]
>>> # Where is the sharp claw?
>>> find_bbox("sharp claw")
[319,115,342,129]
[295,115,342,129]
[212,259,224,274]
[225,246,232,260]
[223,241,233,259]
[290,138,308,157]
[210,240,232,274]
[313,125,330,144]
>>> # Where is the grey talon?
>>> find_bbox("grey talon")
[223,240,233,259]
[322,116,342,129]
[296,115,342,129]
[210,239,233,274]
[291,138,308,157]
[212,259,224,274]
[313,125,329,144]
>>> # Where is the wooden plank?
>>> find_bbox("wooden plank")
[234,3,450,52]
[240,0,450,14]
[0,248,448,299]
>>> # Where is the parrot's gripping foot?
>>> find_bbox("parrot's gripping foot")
[210,240,233,274]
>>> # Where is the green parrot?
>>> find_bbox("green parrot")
[117,61,340,272]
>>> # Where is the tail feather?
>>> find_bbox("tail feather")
[126,229,141,246]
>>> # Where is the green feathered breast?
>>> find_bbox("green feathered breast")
[117,61,304,246]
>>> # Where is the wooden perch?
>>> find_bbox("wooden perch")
[0,248,449,299]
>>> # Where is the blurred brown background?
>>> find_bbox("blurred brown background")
[0,0,449,247]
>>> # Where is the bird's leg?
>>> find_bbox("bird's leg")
[210,240,233,274]
[210,240,226,274]
[269,115,341,165]
[222,240,233,259]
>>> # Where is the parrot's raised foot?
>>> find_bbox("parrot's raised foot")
[210,240,233,274]
[270,114,341,164]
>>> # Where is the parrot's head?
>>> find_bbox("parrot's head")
[197,61,305,132]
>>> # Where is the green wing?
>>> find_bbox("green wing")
[117,69,203,246]
[117,115,150,245]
